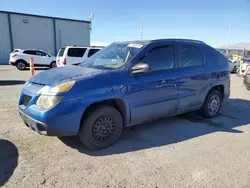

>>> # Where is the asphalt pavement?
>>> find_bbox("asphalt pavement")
[1,65,250,188]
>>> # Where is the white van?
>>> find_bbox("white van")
[56,46,102,67]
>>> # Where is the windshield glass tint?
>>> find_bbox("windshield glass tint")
[80,43,143,70]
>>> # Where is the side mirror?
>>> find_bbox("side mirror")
[131,63,151,75]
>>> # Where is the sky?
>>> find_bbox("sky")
[1,0,250,47]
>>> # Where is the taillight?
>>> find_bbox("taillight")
[12,54,17,57]
[62,58,66,65]
[246,67,250,75]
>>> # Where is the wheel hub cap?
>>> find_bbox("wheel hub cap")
[18,62,25,69]
[208,95,220,115]
[93,116,115,141]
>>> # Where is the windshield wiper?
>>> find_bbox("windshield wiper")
[93,65,114,70]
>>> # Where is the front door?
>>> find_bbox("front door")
[35,51,49,65]
[127,44,181,124]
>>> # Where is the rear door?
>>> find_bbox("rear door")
[66,47,87,65]
[176,43,209,113]
[22,50,37,64]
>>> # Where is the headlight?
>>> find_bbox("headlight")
[39,80,75,95]
[50,80,75,93]
[36,95,63,110]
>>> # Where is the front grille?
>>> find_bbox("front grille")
[22,95,32,106]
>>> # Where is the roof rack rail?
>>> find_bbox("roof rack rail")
[151,38,206,44]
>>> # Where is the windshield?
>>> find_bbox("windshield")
[80,43,144,70]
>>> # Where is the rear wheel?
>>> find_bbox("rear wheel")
[200,89,222,118]
[231,66,236,73]
[79,106,123,150]
[50,61,56,68]
[16,61,26,70]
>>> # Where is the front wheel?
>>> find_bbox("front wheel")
[199,90,222,118]
[246,85,250,91]
[79,106,123,150]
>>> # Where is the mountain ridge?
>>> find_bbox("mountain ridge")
[217,43,250,50]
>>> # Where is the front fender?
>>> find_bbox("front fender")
[75,88,130,126]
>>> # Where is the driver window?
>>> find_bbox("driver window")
[179,44,203,67]
[140,45,174,71]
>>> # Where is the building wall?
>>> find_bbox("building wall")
[55,19,90,51]
[10,14,55,55]
[0,11,91,64]
[0,13,12,63]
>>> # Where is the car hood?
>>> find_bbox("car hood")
[29,66,105,86]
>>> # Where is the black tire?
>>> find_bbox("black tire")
[246,85,250,91]
[236,67,241,77]
[199,89,222,118]
[16,60,27,70]
[50,61,56,68]
[79,105,123,150]
[231,66,237,73]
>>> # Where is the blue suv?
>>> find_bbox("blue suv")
[18,39,230,150]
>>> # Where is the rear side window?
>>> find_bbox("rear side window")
[205,46,227,67]
[58,47,66,57]
[179,44,203,67]
[88,49,100,57]
[214,50,227,66]
[23,50,36,55]
[140,45,175,71]
[67,48,87,57]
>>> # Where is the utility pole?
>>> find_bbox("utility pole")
[140,16,143,40]
[226,24,231,55]
[89,13,94,34]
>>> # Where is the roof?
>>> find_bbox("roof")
[0,10,90,24]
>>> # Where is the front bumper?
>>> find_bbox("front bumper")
[243,75,250,86]
[18,83,87,136]
[19,108,48,135]
[18,98,85,137]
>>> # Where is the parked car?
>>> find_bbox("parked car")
[243,66,250,90]
[9,49,56,70]
[56,46,102,67]
[18,39,230,150]
[237,61,250,77]
[228,59,240,73]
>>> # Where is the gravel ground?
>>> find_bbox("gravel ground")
[1,65,250,188]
